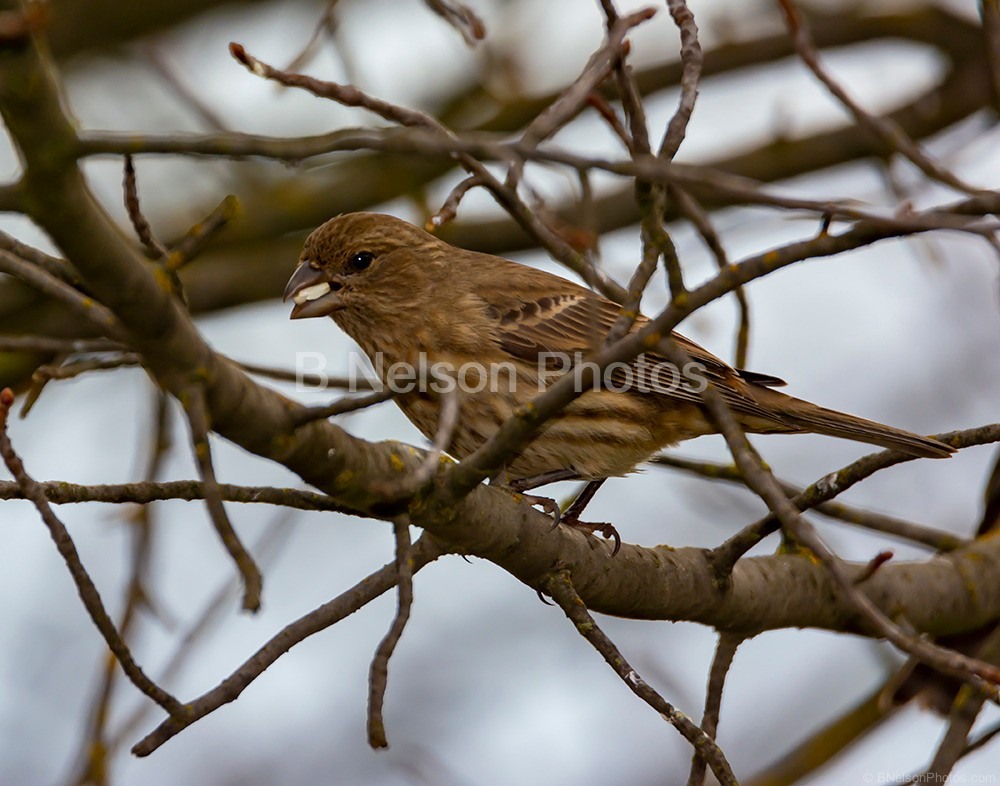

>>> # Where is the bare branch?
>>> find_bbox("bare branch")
[653,453,967,552]
[659,0,702,160]
[33,352,141,381]
[920,626,1000,777]
[65,389,172,786]
[0,250,128,342]
[687,633,743,786]
[375,387,459,499]
[367,518,415,748]
[710,424,1000,569]
[106,512,301,762]
[0,477,365,515]
[0,388,183,716]
[778,0,981,196]
[122,155,168,260]
[227,38,636,301]
[238,360,373,391]
[166,194,240,271]
[423,0,485,46]
[546,570,737,785]
[290,389,394,428]
[0,228,83,288]
[427,175,483,229]
[667,186,750,367]
[133,535,448,756]
[0,336,121,354]
[181,384,262,612]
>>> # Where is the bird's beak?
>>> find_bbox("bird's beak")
[283,263,345,319]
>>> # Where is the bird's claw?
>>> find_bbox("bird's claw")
[563,518,621,556]
[519,493,561,525]
[513,489,620,556]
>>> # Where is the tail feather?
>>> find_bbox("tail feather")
[749,388,954,459]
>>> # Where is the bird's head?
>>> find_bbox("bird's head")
[283,212,443,322]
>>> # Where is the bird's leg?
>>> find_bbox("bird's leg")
[558,479,620,556]
[505,468,581,492]
[563,478,607,521]
[496,470,620,555]
[492,468,581,524]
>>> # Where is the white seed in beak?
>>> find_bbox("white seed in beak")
[293,282,332,305]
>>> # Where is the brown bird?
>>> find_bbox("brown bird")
[284,212,951,529]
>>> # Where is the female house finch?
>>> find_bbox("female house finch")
[284,212,952,487]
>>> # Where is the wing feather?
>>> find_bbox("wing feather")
[486,289,783,421]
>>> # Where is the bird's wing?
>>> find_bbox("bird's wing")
[485,288,782,419]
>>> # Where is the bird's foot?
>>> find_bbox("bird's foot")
[559,514,621,556]
[519,492,562,523]
[512,492,619,554]
[502,474,620,555]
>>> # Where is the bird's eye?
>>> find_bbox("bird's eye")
[348,251,374,272]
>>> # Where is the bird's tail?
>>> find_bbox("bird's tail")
[748,388,954,459]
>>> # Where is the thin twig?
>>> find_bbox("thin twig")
[918,617,1000,776]
[587,92,633,151]
[668,185,751,367]
[423,0,486,46]
[106,510,299,760]
[427,175,483,229]
[0,388,183,716]
[601,1,650,157]
[778,0,981,196]
[72,127,1000,230]
[708,424,1000,570]
[0,477,365,514]
[660,0,702,160]
[605,223,659,344]
[652,453,966,552]
[19,350,68,418]
[122,155,167,260]
[181,384,262,612]
[546,570,737,785]
[0,250,128,342]
[228,33,650,301]
[960,718,1000,759]
[65,390,171,786]
[0,228,83,288]
[375,387,459,497]
[642,184,687,297]
[0,336,122,354]
[238,360,372,391]
[166,194,240,271]
[33,353,141,382]
[133,535,449,756]
[687,632,744,786]
[289,389,394,428]
[506,15,641,189]
[368,518,415,748]
[21,352,141,418]
[853,551,894,585]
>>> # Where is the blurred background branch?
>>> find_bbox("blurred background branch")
[1,4,990,388]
